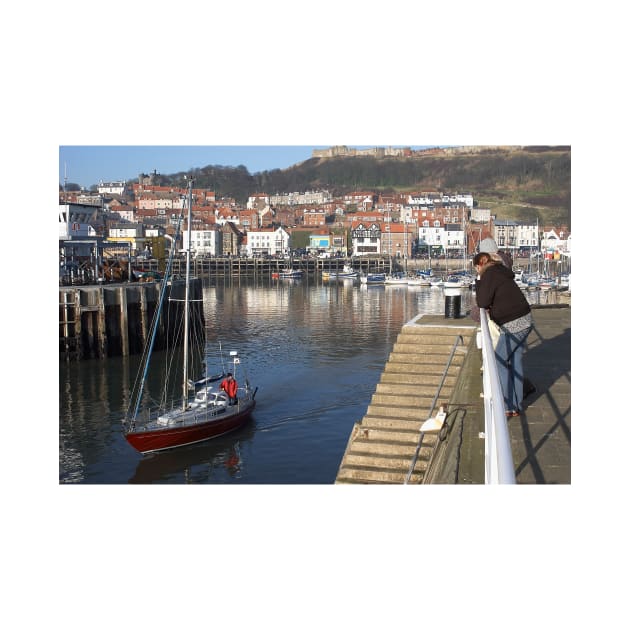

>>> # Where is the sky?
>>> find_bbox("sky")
[58,145,432,189]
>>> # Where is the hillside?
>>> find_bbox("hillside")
[159,145,571,227]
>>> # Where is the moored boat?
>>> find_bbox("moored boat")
[405,275,427,287]
[123,178,257,455]
[273,268,304,279]
[326,264,358,279]
[360,272,386,285]
[385,272,409,285]
[443,275,464,288]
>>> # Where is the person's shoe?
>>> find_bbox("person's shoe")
[506,410,520,417]
[523,380,537,399]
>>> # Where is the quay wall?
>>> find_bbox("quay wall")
[135,256,394,279]
[59,279,204,361]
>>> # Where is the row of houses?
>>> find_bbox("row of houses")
[59,179,570,262]
[60,203,570,264]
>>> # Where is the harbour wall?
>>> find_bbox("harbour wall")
[59,279,204,361]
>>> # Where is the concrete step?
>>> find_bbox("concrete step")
[365,402,444,420]
[400,325,477,338]
[343,452,420,471]
[391,342,466,355]
[387,352,466,366]
[335,466,426,484]
[369,394,447,409]
[350,424,422,444]
[375,382,454,397]
[346,440,420,457]
[361,415,424,431]
[382,363,461,379]
[380,372,459,387]
[350,429,438,457]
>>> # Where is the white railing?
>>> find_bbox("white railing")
[479,309,516,484]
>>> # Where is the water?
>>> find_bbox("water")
[59,276,478,484]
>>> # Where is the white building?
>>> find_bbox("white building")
[470,207,492,223]
[443,224,466,250]
[59,203,99,239]
[247,193,270,210]
[493,220,539,251]
[183,228,222,257]
[408,192,474,208]
[98,181,127,195]
[109,225,144,239]
[541,228,571,254]
[246,227,290,257]
[269,190,332,206]
[351,223,382,256]
[417,220,446,249]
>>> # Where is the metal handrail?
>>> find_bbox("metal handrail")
[479,309,516,484]
[404,334,465,484]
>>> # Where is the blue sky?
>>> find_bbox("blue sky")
[58,145,432,189]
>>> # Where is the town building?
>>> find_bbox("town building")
[245,227,290,257]
[183,227,222,257]
[220,222,245,257]
[98,181,127,196]
[493,219,539,252]
[351,222,381,256]
[303,208,328,227]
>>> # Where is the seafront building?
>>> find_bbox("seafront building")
[59,175,570,266]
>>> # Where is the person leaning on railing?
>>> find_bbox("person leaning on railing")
[473,251,533,418]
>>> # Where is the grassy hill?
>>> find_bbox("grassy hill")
[162,145,571,227]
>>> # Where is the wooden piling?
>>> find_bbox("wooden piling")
[119,286,129,356]
[97,287,107,358]
[140,285,149,349]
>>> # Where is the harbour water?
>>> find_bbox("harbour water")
[59,276,553,484]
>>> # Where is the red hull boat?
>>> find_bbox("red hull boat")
[123,177,258,456]
[125,398,256,454]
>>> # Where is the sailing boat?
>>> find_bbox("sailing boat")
[123,177,257,455]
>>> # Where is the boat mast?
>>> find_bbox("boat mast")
[462,207,466,272]
[182,176,193,409]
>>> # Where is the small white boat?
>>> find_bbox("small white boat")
[274,268,304,279]
[558,274,571,290]
[385,273,409,285]
[414,275,432,286]
[429,276,444,287]
[443,275,464,288]
[326,264,358,279]
[406,276,427,287]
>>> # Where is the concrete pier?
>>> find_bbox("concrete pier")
[335,315,479,484]
[335,304,571,484]
[509,306,571,483]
